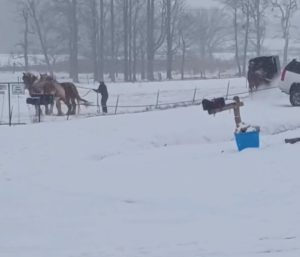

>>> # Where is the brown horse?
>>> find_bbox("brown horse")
[23,72,70,115]
[247,68,269,92]
[40,74,89,115]
[22,72,44,115]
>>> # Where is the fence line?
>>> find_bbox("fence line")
[0,81,278,126]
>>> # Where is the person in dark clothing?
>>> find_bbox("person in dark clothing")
[96,81,109,113]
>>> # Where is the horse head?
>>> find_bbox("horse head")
[40,73,55,82]
[22,72,38,90]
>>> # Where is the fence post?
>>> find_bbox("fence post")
[38,103,41,123]
[115,95,120,114]
[0,94,4,124]
[8,83,12,126]
[17,95,20,124]
[225,80,231,100]
[155,90,160,108]
[192,88,197,103]
[96,93,100,114]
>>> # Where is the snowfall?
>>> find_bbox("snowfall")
[1,72,300,257]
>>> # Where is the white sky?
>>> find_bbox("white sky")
[0,0,220,53]
[186,0,219,8]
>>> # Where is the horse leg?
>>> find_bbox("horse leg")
[56,99,64,116]
[76,99,81,114]
[71,98,76,115]
[48,102,54,115]
[64,94,73,116]
[45,104,51,115]
[64,98,72,116]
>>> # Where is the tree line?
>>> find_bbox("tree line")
[15,0,298,82]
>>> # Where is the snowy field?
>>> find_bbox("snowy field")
[1,72,300,257]
[0,72,248,124]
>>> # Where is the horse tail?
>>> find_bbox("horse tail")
[72,84,89,105]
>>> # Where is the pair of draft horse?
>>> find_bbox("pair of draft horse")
[22,72,89,116]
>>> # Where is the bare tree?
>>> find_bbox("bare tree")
[249,0,269,56]
[177,12,194,80]
[110,0,116,81]
[26,0,53,74]
[69,0,79,82]
[147,0,166,81]
[130,0,144,81]
[271,0,298,65]
[99,0,105,81]
[166,0,172,79]
[221,0,242,76]
[136,2,147,80]
[23,7,30,71]
[241,0,250,76]
[52,0,80,82]
[165,0,183,80]
[123,0,130,81]
[16,1,31,71]
[82,0,99,81]
[192,7,229,77]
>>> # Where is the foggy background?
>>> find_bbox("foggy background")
[0,0,216,53]
[0,0,299,83]
[0,1,19,53]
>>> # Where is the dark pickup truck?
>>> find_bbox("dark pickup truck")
[247,55,281,91]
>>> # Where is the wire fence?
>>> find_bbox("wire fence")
[0,80,278,126]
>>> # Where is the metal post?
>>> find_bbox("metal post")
[115,95,120,114]
[155,90,160,108]
[225,80,231,100]
[0,94,4,124]
[17,95,20,124]
[192,88,197,103]
[8,83,11,126]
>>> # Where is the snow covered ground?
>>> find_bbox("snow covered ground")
[0,72,248,124]
[1,73,300,257]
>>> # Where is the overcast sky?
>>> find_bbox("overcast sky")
[187,0,218,8]
[0,0,219,53]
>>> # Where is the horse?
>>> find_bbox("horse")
[39,74,89,115]
[22,72,46,115]
[23,72,70,116]
[247,68,270,92]
[247,57,279,92]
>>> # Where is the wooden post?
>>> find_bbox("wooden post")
[205,96,244,128]
[233,96,242,127]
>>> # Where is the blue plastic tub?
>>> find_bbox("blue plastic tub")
[234,131,260,151]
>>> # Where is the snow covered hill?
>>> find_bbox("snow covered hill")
[1,77,300,257]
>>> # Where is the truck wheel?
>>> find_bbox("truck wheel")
[290,87,300,106]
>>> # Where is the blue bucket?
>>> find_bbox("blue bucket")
[234,131,260,151]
